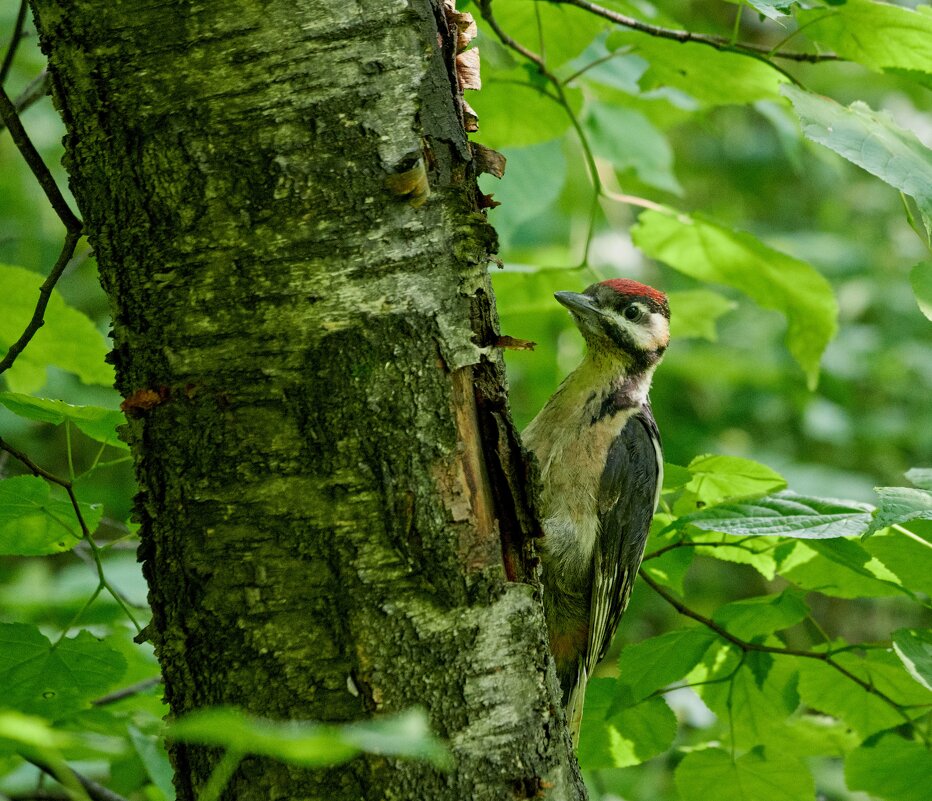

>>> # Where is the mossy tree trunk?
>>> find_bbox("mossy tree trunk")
[30,1,585,799]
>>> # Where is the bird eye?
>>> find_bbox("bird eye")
[623,305,642,322]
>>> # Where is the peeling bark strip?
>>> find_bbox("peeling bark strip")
[30,1,584,799]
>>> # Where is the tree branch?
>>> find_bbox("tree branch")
[0,84,81,231]
[640,572,927,737]
[22,757,130,801]
[0,70,52,134]
[0,0,28,85]
[555,0,839,63]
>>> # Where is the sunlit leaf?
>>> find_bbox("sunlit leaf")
[867,486,932,535]
[846,734,932,801]
[713,590,809,640]
[685,454,786,505]
[169,707,450,769]
[0,623,127,721]
[797,652,927,737]
[892,629,932,692]
[675,747,815,801]
[678,492,873,538]
[780,538,904,598]
[667,289,737,341]
[0,475,101,555]
[616,627,717,703]
[631,209,838,388]
[797,0,932,74]
[783,86,932,220]
[0,392,127,450]
[578,680,677,769]
[0,264,113,393]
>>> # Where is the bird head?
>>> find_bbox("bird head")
[554,279,670,373]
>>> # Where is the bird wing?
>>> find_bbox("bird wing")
[587,401,663,669]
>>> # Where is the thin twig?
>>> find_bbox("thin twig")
[0,84,81,230]
[640,572,928,739]
[0,0,28,85]
[555,0,838,63]
[92,677,163,707]
[0,228,80,375]
[23,757,129,801]
[0,437,142,633]
[0,69,51,134]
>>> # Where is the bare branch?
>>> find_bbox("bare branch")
[556,0,839,63]
[0,0,28,85]
[0,70,52,134]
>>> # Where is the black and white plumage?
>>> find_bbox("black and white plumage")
[523,279,669,746]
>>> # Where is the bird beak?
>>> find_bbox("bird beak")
[554,291,600,318]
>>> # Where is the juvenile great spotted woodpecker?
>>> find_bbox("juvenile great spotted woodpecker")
[523,278,669,746]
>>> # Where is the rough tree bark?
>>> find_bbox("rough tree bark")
[30,1,585,799]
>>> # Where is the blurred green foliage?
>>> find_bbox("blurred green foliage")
[0,1,931,800]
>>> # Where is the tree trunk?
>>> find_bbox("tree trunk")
[30,1,585,799]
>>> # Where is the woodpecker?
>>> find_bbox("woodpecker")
[523,278,669,746]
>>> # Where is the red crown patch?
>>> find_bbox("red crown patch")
[599,278,667,303]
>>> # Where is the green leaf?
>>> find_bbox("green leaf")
[661,463,692,492]
[680,492,873,538]
[128,725,175,801]
[892,629,932,692]
[667,289,737,341]
[0,264,113,392]
[797,0,932,74]
[169,707,450,768]
[578,680,677,769]
[693,533,780,580]
[584,101,681,194]
[695,650,802,749]
[903,194,932,252]
[0,476,101,555]
[906,467,932,490]
[0,623,127,721]
[713,590,809,640]
[675,747,815,801]
[685,454,786,505]
[780,538,904,598]
[640,545,693,594]
[797,656,910,737]
[616,628,717,703]
[0,392,127,450]
[631,209,838,388]
[864,528,932,596]
[868,486,932,535]
[606,32,788,106]
[469,77,582,149]
[479,140,567,239]
[483,0,609,69]
[846,734,932,801]
[783,86,932,221]
[911,262,932,320]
